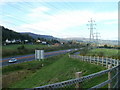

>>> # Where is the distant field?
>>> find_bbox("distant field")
[2,44,48,51]
[2,54,107,88]
[86,48,119,59]
[2,44,48,57]
[2,44,82,57]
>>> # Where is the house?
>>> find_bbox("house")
[5,39,11,43]
[11,39,16,43]
[36,40,41,43]
[54,43,60,46]
[41,41,47,44]
[24,40,28,42]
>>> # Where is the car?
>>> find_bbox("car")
[8,58,17,63]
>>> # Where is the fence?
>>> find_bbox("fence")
[27,55,120,89]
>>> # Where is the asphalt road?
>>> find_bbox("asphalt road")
[1,49,76,67]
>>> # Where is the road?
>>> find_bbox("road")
[1,49,76,67]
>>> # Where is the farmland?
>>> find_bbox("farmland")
[86,48,119,59]
[2,44,82,57]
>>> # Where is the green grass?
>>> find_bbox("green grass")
[86,48,119,59]
[5,55,106,88]
[2,44,47,50]
[2,44,82,57]
[2,55,63,88]
[2,44,48,58]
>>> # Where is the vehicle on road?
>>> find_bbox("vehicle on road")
[8,58,17,63]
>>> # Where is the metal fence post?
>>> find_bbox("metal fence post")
[75,72,82,89]
[108,65,112,89]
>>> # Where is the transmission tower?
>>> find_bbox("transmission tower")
[87,18,96,43]
[94,32,101,44]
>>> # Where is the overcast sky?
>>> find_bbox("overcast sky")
[0,0,119,40]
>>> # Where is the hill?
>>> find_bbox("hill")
[1,26,33,42]
[64,37,118,45]
[21,32,57,40]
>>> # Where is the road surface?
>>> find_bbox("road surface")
[1,49,76,67]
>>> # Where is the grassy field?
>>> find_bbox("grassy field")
[2,44,82,57]
[2,54,107,88]
[2,44,48,57]
[86,48,119,59]
[2,44,48,51]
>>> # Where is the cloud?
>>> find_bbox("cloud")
[19,7,117,38]
[1,5,117,39]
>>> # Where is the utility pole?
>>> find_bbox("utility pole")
[87,18,96,43]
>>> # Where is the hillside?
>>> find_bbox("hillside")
[21,32,57,40]
[1,26,33,42]
[64,37,118,45]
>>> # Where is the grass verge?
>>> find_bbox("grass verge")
[3,54,107,88]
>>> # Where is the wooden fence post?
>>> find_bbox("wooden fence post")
[87,56,88,62]
[75,72,82,89]
[84,56,85,61]
[114,59,116,67]
[117,60,120,88]
[102,57,104,66]
[108,65,112,89]
[81,56,83,61]
[97,56,99,65]
[110,58,113,66]
[68,54,70,58]
[90,56,91,63]
[106,57,108,68]
[94,56,96,64]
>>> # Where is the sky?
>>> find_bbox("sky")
[0,0,119,40]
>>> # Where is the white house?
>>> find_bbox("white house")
[5,39,11,43]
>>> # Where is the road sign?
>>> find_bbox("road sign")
[35,50,44,60]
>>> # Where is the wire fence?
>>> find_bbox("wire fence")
[26,55,120,89]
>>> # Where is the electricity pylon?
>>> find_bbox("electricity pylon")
[87,18,96,43]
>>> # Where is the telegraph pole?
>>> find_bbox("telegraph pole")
[87,18,96,43]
